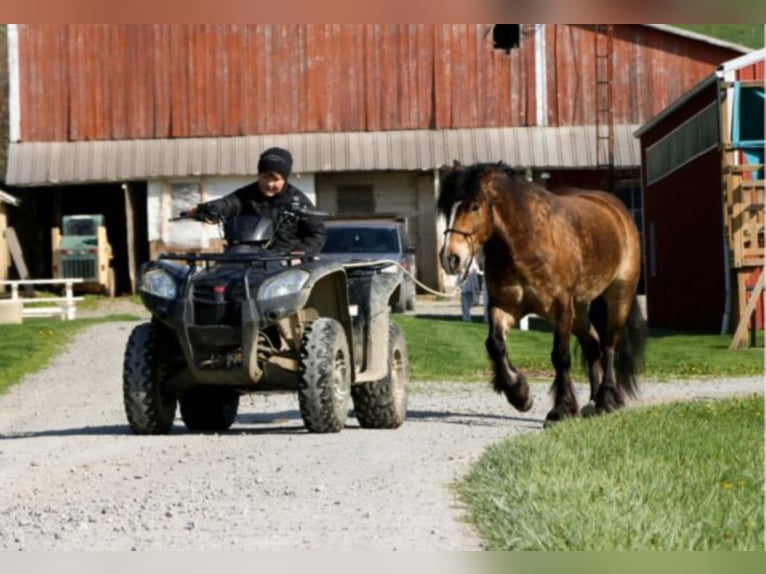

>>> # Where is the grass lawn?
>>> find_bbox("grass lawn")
[0,314,140,396]
[392,315,764,382]
[457,394,764,550]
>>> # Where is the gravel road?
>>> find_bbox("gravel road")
[0,315,761,550]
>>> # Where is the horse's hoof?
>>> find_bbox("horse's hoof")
[510,394,534,412]
[580,401,597,417]
[543,411,565,429]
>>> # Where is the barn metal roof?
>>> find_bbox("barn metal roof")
[5,125,641,186]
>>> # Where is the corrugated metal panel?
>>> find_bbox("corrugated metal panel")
[5,126,642,186]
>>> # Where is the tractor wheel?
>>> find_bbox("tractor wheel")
[352,323,409,429]
[179,389,239,432]
[122,322,177,434]
[298,317,351,433]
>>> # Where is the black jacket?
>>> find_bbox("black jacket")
[201,181,326,255]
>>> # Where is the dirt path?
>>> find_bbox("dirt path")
[0,318,761,550]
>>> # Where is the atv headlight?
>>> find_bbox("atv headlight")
[259,269,310,299]
[141,268,178,299]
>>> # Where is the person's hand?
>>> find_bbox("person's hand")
[289,250,305,266]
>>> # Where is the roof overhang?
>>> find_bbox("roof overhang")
[5,125,641,186]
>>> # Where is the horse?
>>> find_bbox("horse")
[437,162,647,426]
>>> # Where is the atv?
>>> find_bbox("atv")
[122,203,409,434]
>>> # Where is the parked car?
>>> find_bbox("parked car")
[319,219,417,313]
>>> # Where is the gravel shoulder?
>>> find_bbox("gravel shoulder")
[0,310,762,550]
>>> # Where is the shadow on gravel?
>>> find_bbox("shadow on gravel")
[0,408,543,439]
[405,409,542,428]
[0,425,129,438]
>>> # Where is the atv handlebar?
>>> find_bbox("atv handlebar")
[170,204,334,222]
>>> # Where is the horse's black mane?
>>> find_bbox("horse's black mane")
[436,162,528,217]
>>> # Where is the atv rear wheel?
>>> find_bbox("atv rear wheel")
[298,317,351,433]
[179,389,239,432]
[123,322,178,434]
[351,323,409,428]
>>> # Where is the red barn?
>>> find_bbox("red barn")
[1,24,750,295]
[635,48,764,338]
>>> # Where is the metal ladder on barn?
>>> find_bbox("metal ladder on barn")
[594,24,615,193]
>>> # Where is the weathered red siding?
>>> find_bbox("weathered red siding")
[640,82,723,330]
[546,25,737,126]
[16,24,743,143]
[643,148,726,331]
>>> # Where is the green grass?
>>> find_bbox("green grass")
[393,315,764,382]
[673,24,764,49]
[1,313,761,396]
[457,394,764,550]
[0,315,140,396]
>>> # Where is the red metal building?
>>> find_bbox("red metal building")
[635,48,764,334]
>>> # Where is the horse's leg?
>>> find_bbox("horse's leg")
[595,288,633,414]
[486,307,533,412]
[544,298,579,426]
[572,305,603,418]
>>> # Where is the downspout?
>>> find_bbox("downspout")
[717,67,732,335]
[534,24,547,127]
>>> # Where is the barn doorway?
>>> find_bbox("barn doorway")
[7,182,148,295]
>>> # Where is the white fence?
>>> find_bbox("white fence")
[0,278,84,321]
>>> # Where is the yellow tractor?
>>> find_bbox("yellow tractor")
[52,214,116,297]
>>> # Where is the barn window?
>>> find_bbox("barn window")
[169,181,202,217]
[337,185,375,214]
[492,25,521,53]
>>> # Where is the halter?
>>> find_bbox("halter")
[442,201,484,286]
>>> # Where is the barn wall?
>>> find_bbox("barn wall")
[15,24,743,143]
[545,25,735,126]
[642,145,725,330]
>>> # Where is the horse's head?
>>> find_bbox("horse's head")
[437,163,501,276]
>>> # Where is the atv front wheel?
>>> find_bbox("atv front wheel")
[123,322,178,434]
[180,389,239,432]
[298,317,351,433]
[351,323,409,428]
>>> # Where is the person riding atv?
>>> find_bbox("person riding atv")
[187,146,326,258]
[122,150,410,436]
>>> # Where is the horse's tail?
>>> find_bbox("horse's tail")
[615,296,647,398]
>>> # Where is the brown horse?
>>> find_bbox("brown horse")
[438,162,646,425]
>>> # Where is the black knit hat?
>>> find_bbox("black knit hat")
[257,147,293,179]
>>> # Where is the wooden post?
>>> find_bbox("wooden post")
[124,183,137,294]
[5,227,33,296]
[730,270,764,349]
